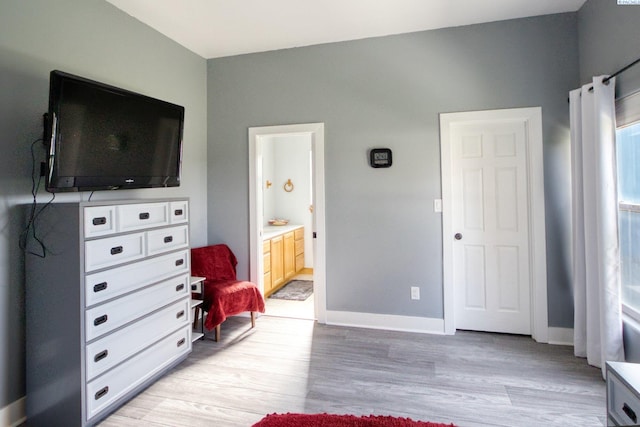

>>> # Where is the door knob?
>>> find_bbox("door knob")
[454,233,463,241]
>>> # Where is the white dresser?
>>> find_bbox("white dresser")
[607,361,640,426]
[25,199,192,427]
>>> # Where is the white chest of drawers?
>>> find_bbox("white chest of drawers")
[607,361,640,426]
[25,198,192,427]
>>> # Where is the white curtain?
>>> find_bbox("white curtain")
[570,76,624,378]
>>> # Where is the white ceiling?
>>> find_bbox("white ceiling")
[106,0,587,59]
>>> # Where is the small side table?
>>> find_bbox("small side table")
[190,276,206,342]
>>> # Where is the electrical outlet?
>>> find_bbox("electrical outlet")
[434,199,442,213]
[410,286,420,300]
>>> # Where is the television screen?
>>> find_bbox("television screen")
[46,70,184,192]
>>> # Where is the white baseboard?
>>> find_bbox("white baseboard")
[325,312,575,347]
[325,310,445,335]
[1,397,25,427]
[548,327,574,346]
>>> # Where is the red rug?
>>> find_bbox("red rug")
[252,413,455,427]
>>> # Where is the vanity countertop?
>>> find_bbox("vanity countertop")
[263,224,303,240]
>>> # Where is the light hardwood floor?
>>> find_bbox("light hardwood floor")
[263,273,315,319]
[99,316,606,427]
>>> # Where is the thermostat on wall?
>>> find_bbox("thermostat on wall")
[369,148,392,168]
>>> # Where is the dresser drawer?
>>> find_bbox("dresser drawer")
[295,238,304,256]
[85,232,145,272]
[85,250,189,307]
[147,225,189,256]
[86,326,190,421]
[169,200,189,224]
[86,299,189,381]
[294,227,304,240]
[85,274,190,341]
[609,373,640,425]
[84,206,116,238]
[117,202,169,232]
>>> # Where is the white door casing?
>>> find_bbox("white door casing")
[248,123,327,323]
[440,108,548,342]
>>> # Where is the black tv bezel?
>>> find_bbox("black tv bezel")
[45,70,185,193]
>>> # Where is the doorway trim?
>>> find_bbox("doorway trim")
[248,123,326,323]
[440,107,548,342]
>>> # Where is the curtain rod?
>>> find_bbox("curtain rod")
[603,56,640,84]
[587,56,640,92]
[567,56,640,102]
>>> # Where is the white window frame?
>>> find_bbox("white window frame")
[617,90,640,323]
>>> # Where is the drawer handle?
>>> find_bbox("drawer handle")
[623,403,637,423]
[92,217,107,226]
[164,236,173,243]
[175,259,184,266]
[93,282,108,293]
[95,386,109,400]
[176,283,185,292]
[94,350,108,363]
[177,338,186,347]
[94,314,108,326]
[176,310,185,319]
[110,246,123,255]
[139,212,150,220]
[174,209,183,216]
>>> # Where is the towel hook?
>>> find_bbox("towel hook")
[284,179,294,192]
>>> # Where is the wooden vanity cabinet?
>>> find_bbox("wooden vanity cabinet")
[294,227,304,272]
[263,240,272,294]
[283,231,295,280]
[263,226,304,297]
[270,235,284,291]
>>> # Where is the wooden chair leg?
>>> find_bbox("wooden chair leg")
[250,311,256,328]
[214,324,221,342]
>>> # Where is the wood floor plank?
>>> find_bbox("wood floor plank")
[98,316,606,427]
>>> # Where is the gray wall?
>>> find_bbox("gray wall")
[577,0,640,360]
[0,0,207,410]
[207,14,579,325]
[578,0,640,98]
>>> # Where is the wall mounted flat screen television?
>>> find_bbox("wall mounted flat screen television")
[45,70,185,192]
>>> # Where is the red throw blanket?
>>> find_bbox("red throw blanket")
[191,244,266,330]
[253,413,455,427]
[202,278,265,330]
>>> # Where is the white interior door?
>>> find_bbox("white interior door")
[441,108,547,340]
[450,120,531,334]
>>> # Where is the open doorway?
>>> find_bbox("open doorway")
[248,123,326,322]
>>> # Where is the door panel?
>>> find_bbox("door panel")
[495,167,519,231]
[463,245,486,310]
[451,120,531,334]
[463,169,485,231]
[496,245,520,311]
